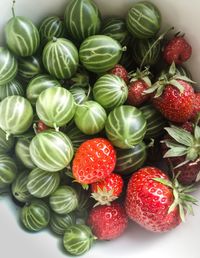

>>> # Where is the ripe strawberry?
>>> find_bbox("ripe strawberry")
[190,93,200,121]
[125,166,197,232]
[109,64,129,84]
[87,201,128,240]
[153,79,194,123]
[146,63,195,123]
[72,138,116,185]
[162,124,200,185]
[127,68,152,107]
[163,36,192,65]
[91,173,124,206]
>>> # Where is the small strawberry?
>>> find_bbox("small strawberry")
[125,166,197,232]
[145,63,195,123]
[91,173,124,206]
[162,124,200,185]
[109,64,129,84]
[190,93,200,121]
[127,68,152,107]
[72,138,116,185]
[163,35,192,65]
[87,201,128,240]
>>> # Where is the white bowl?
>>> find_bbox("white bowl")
[0,1,200,258]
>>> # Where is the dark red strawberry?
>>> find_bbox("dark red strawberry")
[190,93,200,121]
[152,79,194,123]
[72,138,116,185]
[91,173,124,206]
[145,63,195,123]
[162,124,200,185]
[163,36,192,65]
[87,201,128,240]
[125,166,197,232]
[109,64,129,84]
[127,68,152,107]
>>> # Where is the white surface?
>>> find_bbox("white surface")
[0,1,200,258]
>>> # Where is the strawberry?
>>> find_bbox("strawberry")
[72,138,116,185]
[87,201,128,240]
[109,64,129,84]
[163,35,192,65]
[162,124,200,185]
[127,68,152,107]
[125,166,197,232]
[91,173,124,206]
[145,63,195,123]
[190,93,200,121]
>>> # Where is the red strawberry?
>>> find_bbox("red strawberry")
[190,93,200,121]
[145,64,195,123]
[72,138,116,185]
[127,80,150,107]
[109,64,129,84]
[163,36,192,65]
[152,79,195,123]
[87,202,128,240]
[91,173,124,205]
[180,121,194,133]
[127,68,152,107]
[162,124,200,185]
[125,166,197,232]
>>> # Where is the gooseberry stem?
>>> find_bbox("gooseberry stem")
[12,0,16,17]
[140,26,174,70]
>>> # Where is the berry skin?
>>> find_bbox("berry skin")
[91,173,124,205]
[190,93,200,121]
[109,64,129,84]
[152,80,195,123]
[163,36,192,65]
[35,120,49,133]
[127,80,150,107]
[125,167,181,232]
[166,156,200,185]
[87,202,128,240]
[72,138,116,185]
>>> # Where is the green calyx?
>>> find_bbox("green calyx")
[129,67,152,87]
[144,62,195,98]
[153,175,198,222]
[91,186,118,206]
[162,124,200,166]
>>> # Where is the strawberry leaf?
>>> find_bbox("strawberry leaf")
[180,193,198,204]
[164,126,194,146]
[194,125,200,140]
[153,178,173,188]
[154,84,165,98]
[179,204,185,222]
[169,79,185,93]
[173,74,196,84]
[164,147,188,158]
[142,76,152,87]
[143,82,160,94]
[169,62,176,76]
[163,139,186,149]
[186,148,198,161]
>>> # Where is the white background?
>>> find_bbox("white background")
[0,0,200,258]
